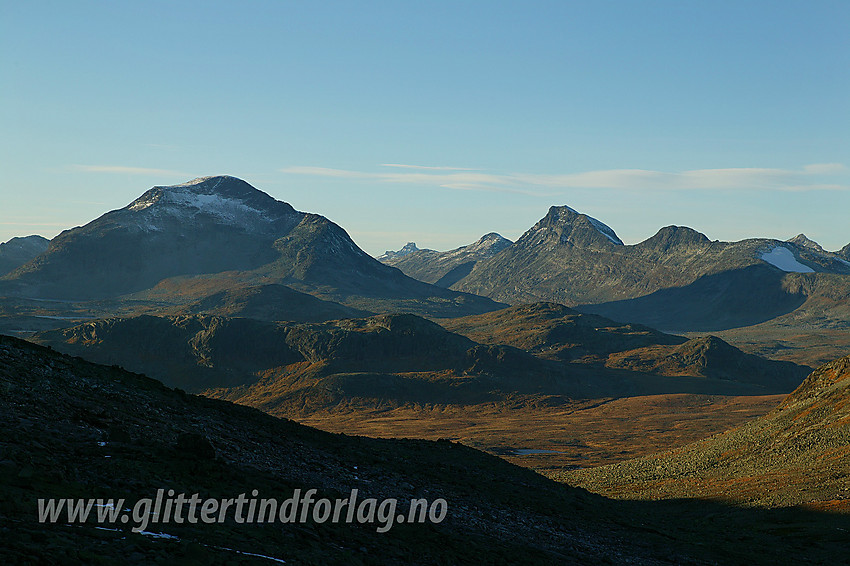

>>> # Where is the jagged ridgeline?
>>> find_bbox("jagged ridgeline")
[379,233,513,288]
[377,204,850,333]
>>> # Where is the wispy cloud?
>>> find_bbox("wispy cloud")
[380,163,480,171]
[279,166,543,195]
[803,163,847,175]
[280,163,849,193]
[73,165,187,176]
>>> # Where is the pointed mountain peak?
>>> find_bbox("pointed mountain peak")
[377,242,420,261]
[838,243,850,261]
[531,205,623,246]
[787,233,824,252]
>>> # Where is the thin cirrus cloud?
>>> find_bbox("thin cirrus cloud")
[280,163,849,193]
[73,165,188,177]
[380,163,481,171]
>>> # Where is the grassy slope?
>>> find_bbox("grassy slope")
[560,355,850,510]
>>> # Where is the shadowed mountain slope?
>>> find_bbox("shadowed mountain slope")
[441,303,809,390]
[0,333,681,564]
[32,314,560,398]
[0,235,49,277]
[180,283,370,322]
[35,308,810,403]
[580,264,808,332]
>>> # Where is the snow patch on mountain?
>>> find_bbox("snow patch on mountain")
[553,206,623,245]
[127,194,159,211]
[172,176,222,188]
[760,246,815,273]
[586,216,624,245]
[125,179,281,232]
[163,190,271,222]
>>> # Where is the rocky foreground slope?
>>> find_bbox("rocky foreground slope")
[2,335,848,564]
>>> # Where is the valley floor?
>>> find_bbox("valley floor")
[280,393,784,475]
[694,325,850,368]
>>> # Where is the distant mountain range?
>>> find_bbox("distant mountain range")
[379,205,850,335]
[451,205,849,304]
[380,233,512,287]
[3,177,848,363]
[0,176,503,319]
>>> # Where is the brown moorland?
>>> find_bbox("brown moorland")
[560,354,850,510]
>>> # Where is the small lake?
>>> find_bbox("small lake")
[513,449,565,455]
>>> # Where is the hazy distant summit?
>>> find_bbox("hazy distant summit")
[0,235,49,277]
[381,233,512,288]
[786,233,825,253]
[378,242,421,262]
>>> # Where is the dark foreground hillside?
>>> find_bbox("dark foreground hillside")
[2,335,849,564]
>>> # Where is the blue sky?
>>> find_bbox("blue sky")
[1,1,848,254]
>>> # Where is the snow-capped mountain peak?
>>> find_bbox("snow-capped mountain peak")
[535,205,624,246]
[122,176,301,233]
[787,233,825,253]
